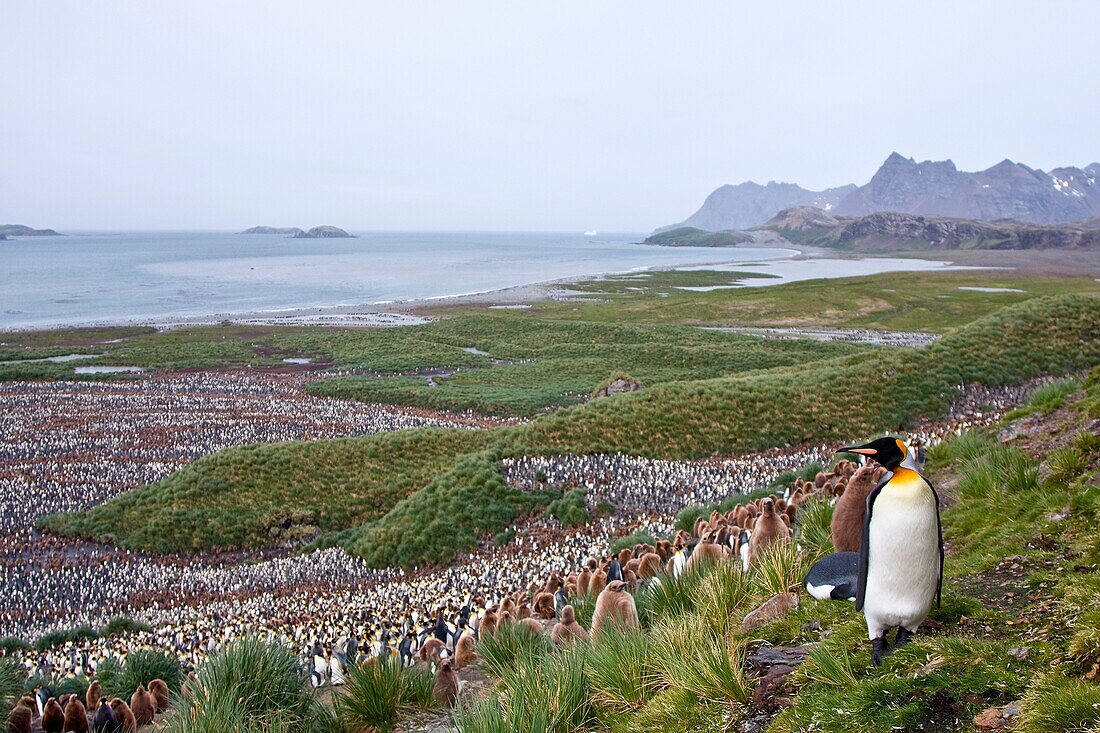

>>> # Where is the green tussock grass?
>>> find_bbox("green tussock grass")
[336,451,555,568]
[164,638,333,733]
[333,657,437,732]
[41,428,491,552]
[308,316,872,417]
[454,644,593,733]
[0,658,24,714]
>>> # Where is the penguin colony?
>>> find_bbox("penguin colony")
[2,373,1030,696]
[5,677,168,733]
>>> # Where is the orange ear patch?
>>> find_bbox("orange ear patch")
[895,439,908,457]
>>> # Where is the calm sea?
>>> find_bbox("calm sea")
[0,231,795,329]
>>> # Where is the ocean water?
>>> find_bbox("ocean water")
[0,231,796,329]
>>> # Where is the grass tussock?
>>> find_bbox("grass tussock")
[164,638,330,733]
[333,656,436,732]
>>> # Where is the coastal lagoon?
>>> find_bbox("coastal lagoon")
[1,230,794,329]
[1,230,976,330]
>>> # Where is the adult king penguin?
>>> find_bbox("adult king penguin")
[804,436,943,666]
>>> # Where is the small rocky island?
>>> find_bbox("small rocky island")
[1,224,62,237]
[294,226,354,239]
[241,226,305,235]
[241,225,354,238]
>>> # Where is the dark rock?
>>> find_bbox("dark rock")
[593,376,643,399]
[746,645,811,668]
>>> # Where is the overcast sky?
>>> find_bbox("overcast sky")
[2,1,1097,231]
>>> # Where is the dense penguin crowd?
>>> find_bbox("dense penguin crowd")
[0,374,1044,686]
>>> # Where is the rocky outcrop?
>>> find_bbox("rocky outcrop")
[0,224,61,237]
[241,226,305,235]
[643,227,751,247]
[657,181,856,233]
[593,375,643,399]
[762,206,1100,251]
[834,153,1100,225]
[294,226,354,239]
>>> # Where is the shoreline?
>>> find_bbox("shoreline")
[0,244,1044,334]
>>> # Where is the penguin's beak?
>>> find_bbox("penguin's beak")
[838,442,877,456]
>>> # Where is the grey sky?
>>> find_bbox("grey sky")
[2,1,1096,231]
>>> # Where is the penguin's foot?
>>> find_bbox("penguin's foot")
[894,626,914,649]
[871,636,889,667]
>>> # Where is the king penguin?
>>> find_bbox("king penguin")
[804,436,943,666]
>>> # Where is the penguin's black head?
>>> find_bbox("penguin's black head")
[838,436,907,470]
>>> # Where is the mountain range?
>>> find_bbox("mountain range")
[660,153,1100,232]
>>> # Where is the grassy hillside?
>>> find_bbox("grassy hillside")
[307,319,871,417]
[42,294,1099,557]
[520,271,1100,332]
[40,428,493,552]
[513,294,1100,458]
[451,376,1100,732]
[642,227,752,247]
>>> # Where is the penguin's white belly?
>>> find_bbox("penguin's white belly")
[864,483,939,637]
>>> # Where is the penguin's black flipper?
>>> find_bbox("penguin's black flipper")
[804,551,860,601]
[855,476,889,612]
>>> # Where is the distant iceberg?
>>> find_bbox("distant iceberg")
[584,230,598,236]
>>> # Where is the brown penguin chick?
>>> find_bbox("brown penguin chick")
[4,704,30,733]
[591,580,639,638]
[148,678,170,712]
[532,591,556,619]
[830,464,879,552]
[419,637,446,663]
[432,660,460,708]
[41,698,65,733]
[692,516,706,538]
[814,471,827,489]
[63,698,89,733]
[618,548,633,566]
[748,498,791,565]
[519,617,544,637]
[687,540,728,569]
[56,695,74,712]
[784,503,798,525]
[550,605,590,645]
[480,609,499,639]
[180,673,199,702]
[500,597,516,615]
[455,633,478,668]
[624,558,640,576]
[109,699,137,733]
[589,570,607,595]
[85,680,102,713]
[129,684,155,726]
[516,603,532,620]
[576,569,592,596]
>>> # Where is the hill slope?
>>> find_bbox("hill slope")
[762,206,1100,250]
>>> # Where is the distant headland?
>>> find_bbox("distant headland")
[1,224,62,237]
[240,225,354,238]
